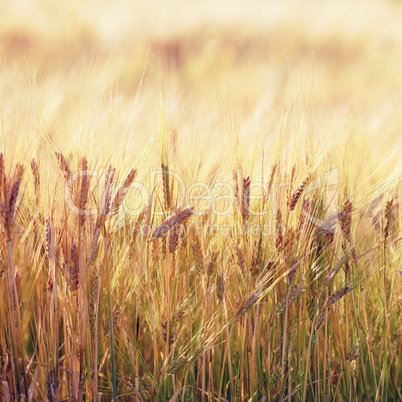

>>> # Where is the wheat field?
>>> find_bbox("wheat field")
[0,1,401,401]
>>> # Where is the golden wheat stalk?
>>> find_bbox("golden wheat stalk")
[340,199,353,241]
[275,281,304,316]
[169,225,179,254]
[326,286,350,307]
[78,157,89,226]
[339,199,358,262]
[192,233,204,275]
[7,178,21,230]
[111,168,137,215]
[346,344,360,362]
[89,266,99,330]
[250,241,261,277]
[265,163,277,200]
[168,355,187,375]
[55,151,72,182]
[235,286,262,318]
[384,197,393,240]
[86,166,115,266]
[15,163,25,182]
[102,166,116,215]
[161,163,171,211]
[288,171,312,211]
[241,176,251,221]
[216,273,224,301]
[232,168,239,202]
[235,242,247,278]
[69,241,79,294]
[47,368,56,402]
[31,158,40,209]
[150,206,194,241]
[275,208,283,249]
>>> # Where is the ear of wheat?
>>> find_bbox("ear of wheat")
[241,176,251,221]
[384,198,393,240]
[111,168,137,215]
[216,273,224,301]
[288,172,312,211]
[192,233,204,274]
[55,152,72,183]
[150,206,194,241]
[162,163,171,211]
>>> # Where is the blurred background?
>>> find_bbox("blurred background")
[0,0,401,181]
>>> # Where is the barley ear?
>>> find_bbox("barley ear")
[216,273,224,301]
[241,176,251,222]
[192,234,204,275]
[69,241,79,294]
[384,197,393,240]
[288,171,312,211]
[31,158,40,208]
[111,168,137,215]
[150,206,194,241]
